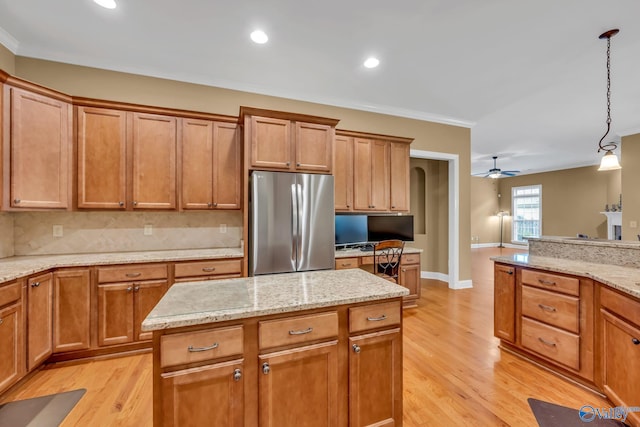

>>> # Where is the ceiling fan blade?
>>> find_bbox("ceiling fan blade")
[501,172,517,176]
[502,170,520,174]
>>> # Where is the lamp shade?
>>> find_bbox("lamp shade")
[598,150,621,171]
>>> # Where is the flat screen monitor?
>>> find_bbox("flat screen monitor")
[367,215,414,242]
[335,215,368,247]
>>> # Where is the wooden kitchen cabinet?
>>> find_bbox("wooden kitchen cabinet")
[240,107,339,174]
[333,134,354,211]
[53,269,91,353]
[173,258,243,284]
[134,281,169,341]
[353,138,389,211]
[0,281,24,394]
[4,86,72,210]
[399,253,421,308]
[494,263,516,343]
[390,141,410,211]
[181,119,241,210]
[27,272,53,370]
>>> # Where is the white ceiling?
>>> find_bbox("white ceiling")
[1,0,639,176]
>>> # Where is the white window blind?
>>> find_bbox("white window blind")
[512,185,541,242]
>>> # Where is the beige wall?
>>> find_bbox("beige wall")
[0,44,15,75]
[470,177,500,244]
[621,133,640,241]
[3,57,471,280]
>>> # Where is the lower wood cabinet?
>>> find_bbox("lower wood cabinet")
[399,253,421,308]
[53,269,91,353]
[0,286,23,394]
[493,263,515,343]
[27,272,53,371]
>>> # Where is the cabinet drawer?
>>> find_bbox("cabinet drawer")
[175,259,242,278]
[600,286,640,327]
[161,325,243,368]
[0,281,20,307]
[521,269,579,296]
[335,258,359,270]
[98,264,167,283]
[522,285,579,333]
[360,256,374,265]
[349,301,401,334]
[521,317,579,370]
[259,312,338,350]
[401,253,420,265]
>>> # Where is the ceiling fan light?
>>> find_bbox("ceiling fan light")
[598,150,621,171]
[489,172,501,179]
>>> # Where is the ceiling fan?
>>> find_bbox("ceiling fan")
[475,156,520,179]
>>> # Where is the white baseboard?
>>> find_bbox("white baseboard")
[471,242,528,249]
[450,279,473,290]
[421,271,473,289]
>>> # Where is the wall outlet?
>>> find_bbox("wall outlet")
[630,220,638,229]
[53,225,63,237]
[144,224,153,235]
[219,224,227,234]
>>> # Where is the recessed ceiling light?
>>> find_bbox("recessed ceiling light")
[93,0,117,9]
[250,30,269,44]
[363,57,380,68]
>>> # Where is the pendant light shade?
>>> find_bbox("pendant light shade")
[596,29,621,171]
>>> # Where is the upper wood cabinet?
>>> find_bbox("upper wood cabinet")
[3,86,72,210]
[181,119,241,210]
[76,107,177,210]
[335,130,412,213]
[240,106,339,174]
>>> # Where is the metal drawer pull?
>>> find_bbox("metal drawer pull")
[188,342,219,352]
[538,337,557,347]
[289,327,313,335]
[367,314,387,322]
[538,279,557,286]
[341,263,351,267]
[507,270,514,275]
[126,286,133,292]
[538,304,557,312]
[632,338,640,345]
[352,344,361,353]
[262,363,270,374]
[31,282,40,288]
[202,267,216,272]
[233,368,242,382]
[0,318,3,325]
[125,272,142,278]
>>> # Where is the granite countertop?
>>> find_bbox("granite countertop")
[493,253,640,299]
[335,246,422,259]
[528,236,640,249]
[0,248,244,283]
[142,268,409,331]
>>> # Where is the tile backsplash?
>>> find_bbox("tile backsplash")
[0,212,14,258]
[11,211,242,256]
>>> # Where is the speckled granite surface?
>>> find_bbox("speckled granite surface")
[492,253,640,299]
[334,246,422,258]
[142,268,409,331]
[528,237,640,268]
[0,248,244,283]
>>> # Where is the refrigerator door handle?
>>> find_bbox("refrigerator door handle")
[291,183,299,266]
[295,181,303,270]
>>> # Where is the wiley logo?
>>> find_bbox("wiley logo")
[579,405,640,423]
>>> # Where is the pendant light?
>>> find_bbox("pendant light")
[597,29,621,171]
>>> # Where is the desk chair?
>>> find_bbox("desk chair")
[360,240,405,283]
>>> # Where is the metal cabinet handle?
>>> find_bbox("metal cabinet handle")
[392,205,396,209]
[14,199,20,204]
[207,202,212,208]
[538,337,556,347]
[296,163,300,167]
[538,279,557,286]
[126,286,133,292]
[286,162,290,166]
[352,344,361,353]
[31,281,40,288]
[632,338,640,345]
[233,368,242,382]
[346,204,350,208]
[341,263,351,267]
[367,314,387,322]
[289,327,313,335]
[262,363,270,374]
[213,202,218,207]
[125,272,142,278]
[507,270,514,275]
[133,201,138,206]
[0,318,3,325]
[202,267,216,272]
[401,269,406,273]
[188,342,219,352]
[134,285,140,292]
[119,201,124,207]
[538,304,557,312]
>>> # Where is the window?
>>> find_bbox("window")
[512,185,541,243]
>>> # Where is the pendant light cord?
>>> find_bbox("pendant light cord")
[598,34,616,152]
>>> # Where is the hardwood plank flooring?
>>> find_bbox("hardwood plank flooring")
[0,247,611,426]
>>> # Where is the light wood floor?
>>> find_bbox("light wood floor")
[1,247,611,426]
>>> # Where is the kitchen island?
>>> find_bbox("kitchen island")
[492,237,640,427]
[142,268,409,426]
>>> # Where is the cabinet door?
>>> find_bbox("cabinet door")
[390,142,410,212]
[131,113,177,209]
[0,302,23,393]
[161,360,244,427]
[333,135,353,211]
[370,140,390,211]
[353,138,373,211]
[27,272,53,370]
[97,283,134,346]
[494,264,516,343]
[250,116,293,170]
[9,87,71,209]
[134,280,168,341]
[181,118,213,209]
[259,341,338,427]
[349,328,402,427]
[53,269,91,353]
[601,309,640,427]
[400,262,421,307]
[295,122,333,172]
[77,106,127,209]
[213,122,241,209]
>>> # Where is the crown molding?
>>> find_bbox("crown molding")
[0,25,18,53]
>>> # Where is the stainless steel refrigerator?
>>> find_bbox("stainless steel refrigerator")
[250,171,335,276]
